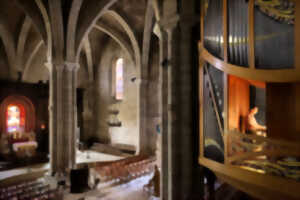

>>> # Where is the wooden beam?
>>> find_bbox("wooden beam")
[248,0,255,68]
[202,47,300,82]
[200,0,204,42]
[199,49,204,158]
[223,0,228,163]
[295,1,300,70]
[223,73,228,163]
[199,157,300,200]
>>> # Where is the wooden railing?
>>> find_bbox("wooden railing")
[226,131,300,181]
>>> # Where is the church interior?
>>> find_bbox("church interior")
[0,0,299,200]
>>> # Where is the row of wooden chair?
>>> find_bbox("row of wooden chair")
[94,156,156,183]
[0,179,59,200]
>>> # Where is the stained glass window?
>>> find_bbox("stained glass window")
[115,58,124,100]
[7,105,25,133]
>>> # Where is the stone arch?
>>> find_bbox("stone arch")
[17,16,32,70]
[75,0,119,59]
[13,0,47,43]
[0,95,36,133]
[22,40,44,81]
[0,17,16,74]
[93,23,135,65]
[48,0,64,63]
[101,10,142,78]
[35,0,52,62]
[142,0,155,79]
[82,37,94,82]
[151,0,161,21]
[66,0,84,62]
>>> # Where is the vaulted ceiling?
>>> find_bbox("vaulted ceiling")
[0,0,154,87]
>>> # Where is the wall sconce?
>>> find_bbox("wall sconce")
[131,77,137,82]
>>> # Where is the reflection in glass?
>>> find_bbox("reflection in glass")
[203,64,224,163]
[254,3,294,69]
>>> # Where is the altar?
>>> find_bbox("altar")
[0,94,45,160]
[13,141,38,158]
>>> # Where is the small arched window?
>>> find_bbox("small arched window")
[114,58,124,100]
[6,105,25,133]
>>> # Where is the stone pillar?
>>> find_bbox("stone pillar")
[158,29,170,200]
[158,1,203,198]
[46,62,79,176]
[82,83,94,141]
[65,62,79,169]
[137,78,149,154]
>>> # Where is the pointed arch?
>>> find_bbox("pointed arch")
[83,37,94,82]
[101,10,142,78]
[22,40,44,81]
[48,0,64,63]
[17,16,32,69]
[151,0,161,21]
[0,16,16,73]
[76,0,119,55]
[35,0,52,62]
[94,22,135,65]
[142,0,155,79]
[13,0,47,43]
[66,0,84,62]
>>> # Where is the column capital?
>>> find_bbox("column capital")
[65,62,80,72]
[44,62,66,73]
[158,14,180,32]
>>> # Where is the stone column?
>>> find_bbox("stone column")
[82,83,94,141]
[46,62,79,176]
[159,2,203,198]
[137,78,149,154]
[65,62,79,169]
[158,29,170,200]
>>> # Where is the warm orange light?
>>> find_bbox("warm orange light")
[41,124,46,130]
[7,105,21,132]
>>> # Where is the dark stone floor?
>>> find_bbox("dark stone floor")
[0,152,48,171]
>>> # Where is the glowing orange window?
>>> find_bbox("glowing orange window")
[7,105,25,133]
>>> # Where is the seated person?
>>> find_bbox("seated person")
[247,107,267,137]
[144,165,160,197]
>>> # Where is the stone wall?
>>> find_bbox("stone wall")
[91,40,139,149]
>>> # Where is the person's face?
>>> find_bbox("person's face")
[253,107,258,114]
